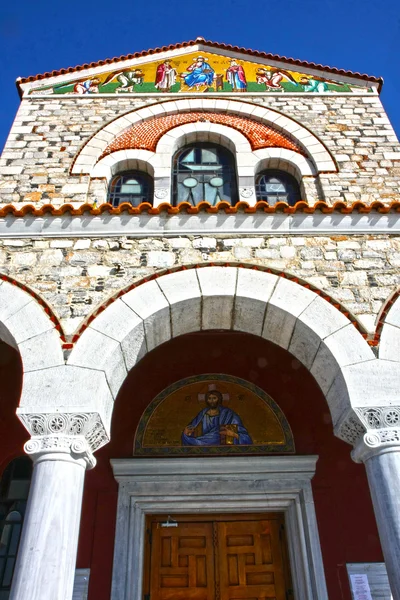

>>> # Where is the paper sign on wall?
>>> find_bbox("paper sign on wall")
[350,574,373,600]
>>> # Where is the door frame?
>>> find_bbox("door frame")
[110,456,328,600]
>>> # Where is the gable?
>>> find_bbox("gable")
[19,42,380,96]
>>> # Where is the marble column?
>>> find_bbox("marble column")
[9,412,103,600]
[353,430,400,600]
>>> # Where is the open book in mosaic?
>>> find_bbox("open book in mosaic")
[27,50,374,96]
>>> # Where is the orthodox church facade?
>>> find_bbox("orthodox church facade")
[0,38,400,600]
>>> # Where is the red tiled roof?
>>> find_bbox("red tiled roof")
[16,37,383,92]
[1,200,399,217]
[101,111,305,157]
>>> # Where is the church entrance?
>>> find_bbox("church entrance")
[143,513,292,600]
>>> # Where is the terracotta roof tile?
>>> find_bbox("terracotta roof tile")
[1,200,399,218]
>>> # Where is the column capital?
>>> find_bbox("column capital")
[18,412,110,469]
[335,406,400,463]
[352,429,400,463]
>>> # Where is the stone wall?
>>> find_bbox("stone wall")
[1,233,399,336]
[1,94,399,206]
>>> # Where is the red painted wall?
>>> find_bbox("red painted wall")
[0,332,382,599]
[76,331,382,600]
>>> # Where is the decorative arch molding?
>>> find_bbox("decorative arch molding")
[379,290,400,361]
[72,99,336,177]
[65,265,379,439]
[0,277,64,373]
[99,111,304,157]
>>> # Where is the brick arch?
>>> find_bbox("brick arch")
[71,99,336,175]
[378,289,400,361]
[99,112,305,158]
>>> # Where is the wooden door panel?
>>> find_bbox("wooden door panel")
[150,522,215,600]
[218,520,286,600]
[147,516,289,600]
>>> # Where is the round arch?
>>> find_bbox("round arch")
[88,122,317,206]
[0,279,63,374]
[379,292,400,362]
[66,265,376,439]
[71,98,336,176]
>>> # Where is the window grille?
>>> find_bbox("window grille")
[108,172,153,207]
[173,144,238,206]
[255,170,301,206]
[0,458,32,599]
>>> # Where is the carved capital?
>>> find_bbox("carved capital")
[352,429,400,463]
[335,407,400,463]
[336,415,366,446]
[18,412,110,470]
[24,435,96,469]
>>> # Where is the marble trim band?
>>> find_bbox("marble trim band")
[110,456,328,600]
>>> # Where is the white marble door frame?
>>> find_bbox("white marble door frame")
[110,456,328,600]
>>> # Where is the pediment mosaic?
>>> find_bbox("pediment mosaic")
[28,50,372,96]
[134,374,295,456]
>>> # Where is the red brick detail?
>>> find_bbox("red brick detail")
[70,262,372,347]
[99,112,306,157]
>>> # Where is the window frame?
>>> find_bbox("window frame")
[255,169,301,206]
[108,171,154,207]
[172,143,239,207]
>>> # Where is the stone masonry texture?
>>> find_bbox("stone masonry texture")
[1,234,399,337]
[0,95,400,206]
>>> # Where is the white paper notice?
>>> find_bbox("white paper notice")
[350,574,373,600]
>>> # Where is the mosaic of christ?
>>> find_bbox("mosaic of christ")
[134,375,294,456]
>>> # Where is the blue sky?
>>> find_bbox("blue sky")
[1,0,399,152]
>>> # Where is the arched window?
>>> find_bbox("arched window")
[0,457,32,598]
[173,144,238,206]
[255,170,301,206]
[108,172,153,207]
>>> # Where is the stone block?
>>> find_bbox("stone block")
[156,270,202,338]
[193,238,217,250]
[233,269,276,336]
[122,280,171,352]
[197,266,237,330]
[147,251,175,268]
[68,328,127,398]
[19,329,64,372]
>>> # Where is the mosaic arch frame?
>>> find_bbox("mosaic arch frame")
[133,374,295,456]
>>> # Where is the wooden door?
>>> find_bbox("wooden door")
[149,521,216,600]
[217,519,287,600]
[146,515,290,600]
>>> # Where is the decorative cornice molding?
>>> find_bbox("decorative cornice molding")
[355,407,400,429]
[18,412,110,469]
